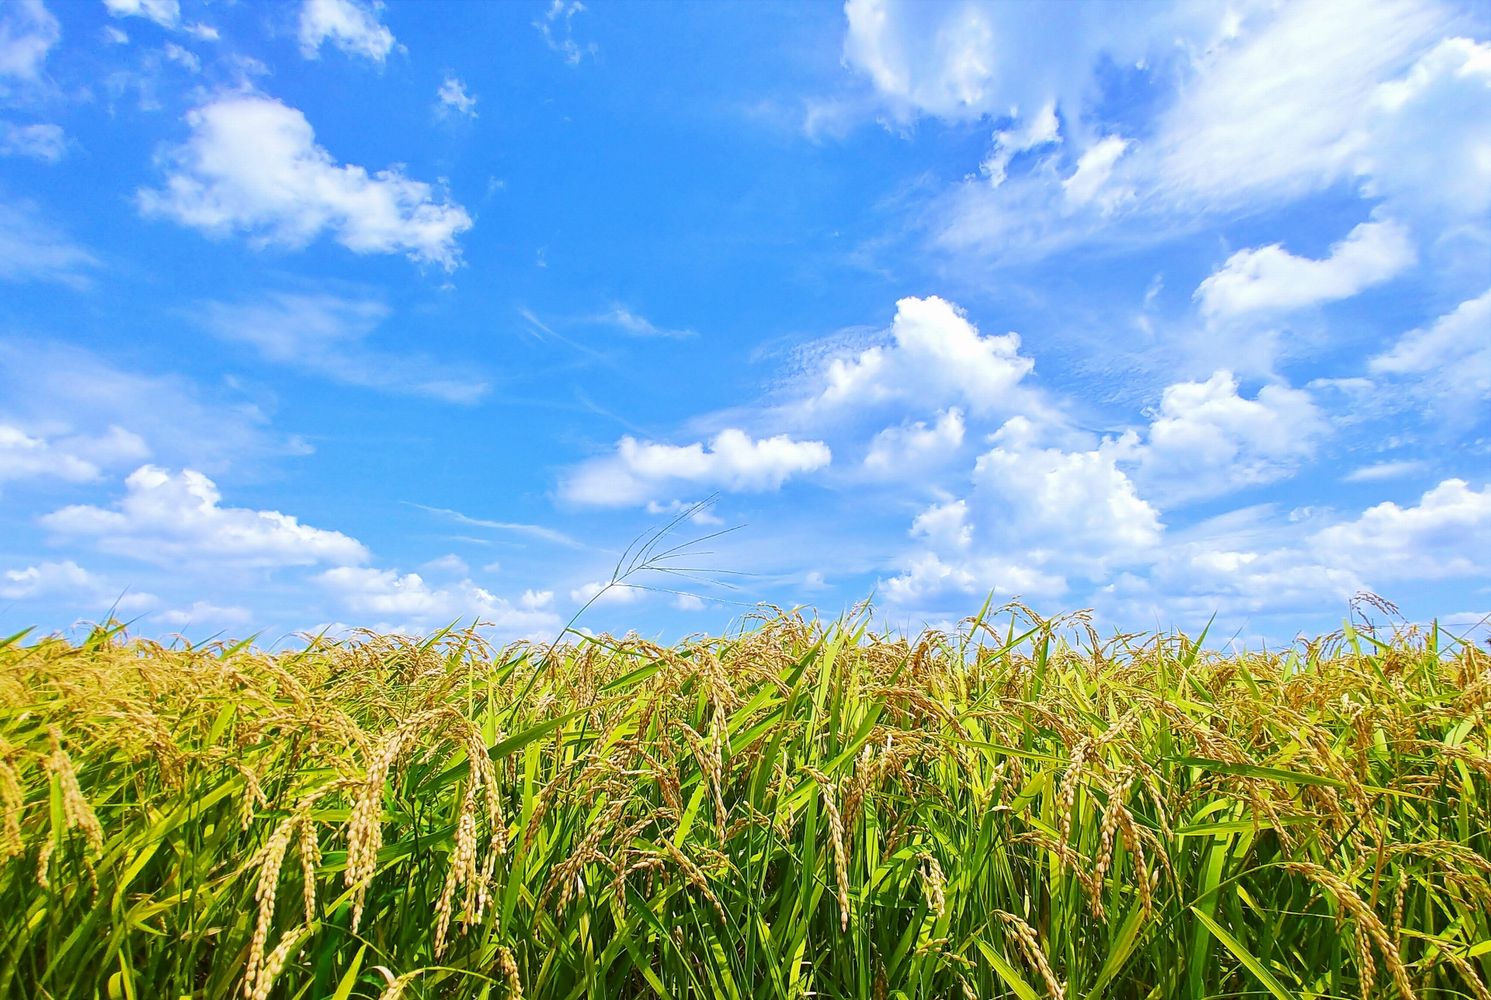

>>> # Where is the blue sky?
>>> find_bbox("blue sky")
[1,0,1488,646]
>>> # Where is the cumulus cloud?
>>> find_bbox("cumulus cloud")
[138,95,472,268]
[1109,478,1491,626]
[1105,541,1363,624]
[0,0,59,80]
[42,465,369,568]
[1195,219,1416,319]
[0,559,159,611]
[317,566,560,636]
[569,580,645,606]
[1369,288,1491,417]
[298,0,396,63]
[436,76,477,117]
[1,559,94,599]
[1124,372,1330,505]
[909,497,971,550]
[561,429,831,507]
[1358,37,1491,223]
[863,408,964,476]
[193,291,489,402]
[973,417,1162,557]
[883,415,1161,608]
[1,121,64,161]
[1314,478,1491,581]
[0,423,148,486]
[882,552,1066,606]
[155,601,252,628]
[816,296,1035,415]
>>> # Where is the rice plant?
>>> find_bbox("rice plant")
[0,604,1487,999]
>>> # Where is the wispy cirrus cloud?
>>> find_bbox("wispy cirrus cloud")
[0,200,97,287]
[407,502,585,549]
[191,290,490,403]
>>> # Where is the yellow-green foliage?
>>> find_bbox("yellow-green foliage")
[0,608,1488,999]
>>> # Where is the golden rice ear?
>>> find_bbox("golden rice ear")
[4,608,1489,1000]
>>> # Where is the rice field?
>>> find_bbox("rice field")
[0,605,1487,999]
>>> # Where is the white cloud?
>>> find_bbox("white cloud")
[0,423,148,485]
[882,551,1066,606]
[420,553,470,577]
[909,497,971,550]
[155,601,252,628]
[298,0,396,64]
[1125,372,1330,505]
[520,589,553,610]
[883,415,1161,609]
[0,559,158,611]
[569,580,645,605]
[1358,37,1491,223]
[981,102,1060,186]
[1344,460,1428,483]
[1106,542,1363,623]
[317,566,560,636]
[0,0,59,80]
[0,201,96,286]
[0,338,302,474]
[162,41,198,71]
[42,465,369,569]
[1195,219,1416,319]
[436,76,477,117]
[1314,478,1491,581]
[645,498,724,525]
[139,95,472,269]
[903,3,1484,271]
[1145,0,1451,212]
[973,417,1162,557]
[593,305,696,339]
[1,122,64,161]
[103,0,179,29]
[410,503,584,548]
[1107,478,1491,626]
[1,559,94,599]
[863,408,964,475]
[535,0,595,66]
[194,291,489,402]
[1062,134,1131,212]
[840,0,1208,125]
[561,429,831,507]
[1369,288,1491,415]
[816,296,1035,415]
